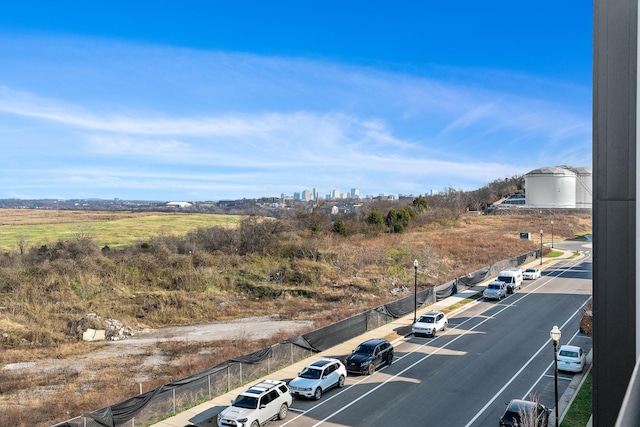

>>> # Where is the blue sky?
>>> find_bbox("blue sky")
[0,1,593,201]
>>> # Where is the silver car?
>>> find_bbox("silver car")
[483,280,507,300]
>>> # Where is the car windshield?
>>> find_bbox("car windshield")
[298,367,322,379]
[498,276,513,282]
[489,284,499,289]
[560,350,579,358]
[233,395,258,409]
[353,345,374,355]
[526,269,536,273]
[419,316,435,323]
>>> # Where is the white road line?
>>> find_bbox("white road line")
[463,299,590,426]
[522,329,583,399]
[284,257,590,426]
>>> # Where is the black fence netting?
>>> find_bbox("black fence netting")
[452,250,537,295]
[52,250,538,427]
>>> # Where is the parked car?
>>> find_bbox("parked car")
[523,268,542,280]
[345,338,394,375]
[217,379,291,427]
[483,280,507,300]
[288,358,347,400]
[412,310,448,337]
[557,344,586,373]
[499,398,549,426]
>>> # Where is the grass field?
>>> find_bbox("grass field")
[0,209,241,251]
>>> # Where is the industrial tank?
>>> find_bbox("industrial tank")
[572,166,593,209]
[525,167,577,208]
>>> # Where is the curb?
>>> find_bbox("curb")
[150,248,583,427]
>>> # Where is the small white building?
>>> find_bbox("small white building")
[166,201,192,208]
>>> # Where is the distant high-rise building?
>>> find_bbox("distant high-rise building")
[302,189,312,201]
[350,188,360,199]
[313,188,318,200]
[293,192,301,200]
[330,189,341,199]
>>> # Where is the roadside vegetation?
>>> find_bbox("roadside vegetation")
[561,373,592,427]
[0,177,592,426]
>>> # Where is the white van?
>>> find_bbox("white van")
[497,268,523,294]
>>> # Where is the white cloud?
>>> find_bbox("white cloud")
[0,35,591,199]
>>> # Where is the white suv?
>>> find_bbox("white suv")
[217,379,292,427]
[289,358,347,400]
[412,311,448,337]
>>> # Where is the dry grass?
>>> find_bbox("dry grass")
[0,209,592,426]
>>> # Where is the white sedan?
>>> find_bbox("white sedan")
[288,358,347,400]
[523,268,542,280]
[558,344,586,373]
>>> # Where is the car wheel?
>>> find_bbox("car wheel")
[443,321,447,331]
[337,375,345,388]
[313,387,323,400]
[367,363,375,375]
[251,421,259,427]
[386,353,393,366]
[277,403,288,420]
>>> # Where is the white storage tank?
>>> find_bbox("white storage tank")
[525,167,577,208]
[572,166,593,209]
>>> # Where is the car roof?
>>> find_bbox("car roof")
[241,379,285,396]
[506,399,538,410]
[309,358,339,368]
[489,280,504,284]
[359,338,389,347]
[422,311,443,316]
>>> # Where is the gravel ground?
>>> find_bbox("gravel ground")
[3,316,315,378]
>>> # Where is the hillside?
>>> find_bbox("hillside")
[0,208,591,426]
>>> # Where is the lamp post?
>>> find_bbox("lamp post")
[551,220,554,248]
[413,259,418,324]
[550,325,562,427]
[540,229,543,265]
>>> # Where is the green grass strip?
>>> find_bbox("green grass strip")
[560,373,592,427]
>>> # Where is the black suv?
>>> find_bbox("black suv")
[499,399,549,426]
[345,338,394,375]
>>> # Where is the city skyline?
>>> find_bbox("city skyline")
[0,2,592,201]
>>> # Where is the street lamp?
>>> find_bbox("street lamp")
[550,325,562,427]
[540,229,544,265]
[413,259,418,324]
[551,220,554,248]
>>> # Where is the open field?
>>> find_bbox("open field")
[0,209,241,250]
[0,208,592,426]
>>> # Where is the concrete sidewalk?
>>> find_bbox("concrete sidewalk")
[151,251,579,427]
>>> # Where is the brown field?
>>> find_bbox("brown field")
[0,209,158,225]
[0,208,592,426]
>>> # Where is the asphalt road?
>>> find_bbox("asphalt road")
[276,248,592,426]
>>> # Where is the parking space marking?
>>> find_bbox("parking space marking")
[465,301,587,427]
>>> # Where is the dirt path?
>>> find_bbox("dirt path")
[3,316,315,382]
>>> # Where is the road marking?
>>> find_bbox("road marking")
[522,328,585,399]
[465,301,587,427]
[284,256,591,426]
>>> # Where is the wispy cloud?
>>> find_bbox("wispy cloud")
[0,34,591,199]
